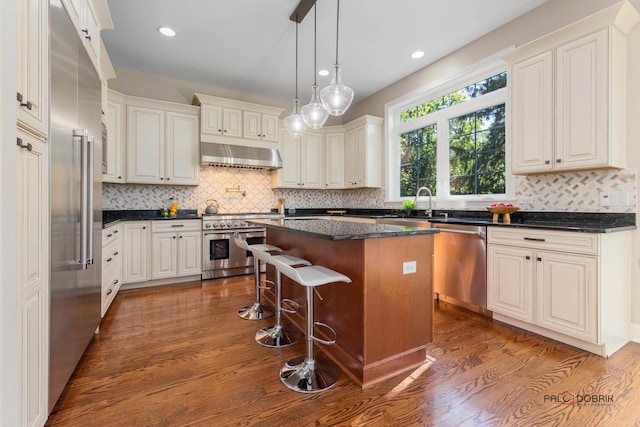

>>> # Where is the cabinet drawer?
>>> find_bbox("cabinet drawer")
[102,263,122,317]
[102,238,121,271]
[102,223,122,247]
[487,227,599,255]
[152,220,201,232]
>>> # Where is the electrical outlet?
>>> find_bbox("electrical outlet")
[600,191,629,206]
[403,261,417,275]
[519,197,535,205]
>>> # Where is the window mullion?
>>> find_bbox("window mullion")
[437,116,450,200]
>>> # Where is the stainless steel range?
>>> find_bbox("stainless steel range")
[202,213,283,279]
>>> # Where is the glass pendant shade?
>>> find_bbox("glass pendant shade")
[301,85,329,129]
[284,98,307,137]
[320,64,354,116]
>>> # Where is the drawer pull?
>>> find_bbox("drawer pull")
[106,257,112,263]
[106,233,113,238]
[171,224,185,227]
[113,279,119,285]
[525,255,531,260]
[524,237,546,242]
[537,257,542,262]
[114,230,119,234]
[106,289,113,295]
[113,251,119,256]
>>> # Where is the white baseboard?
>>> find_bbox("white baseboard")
[630,322,640,343]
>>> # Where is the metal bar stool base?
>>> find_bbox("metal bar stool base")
[255,323,302,348]
[279,356,341,393]
[237,303,274,320]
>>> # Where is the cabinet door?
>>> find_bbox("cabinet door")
[201,104,223,135]
[536,250,598,343]
[165,112,199,185]
[151,233,178,279]
[17,0,49,138]
[82,0,100,69]
[104,97,125,183]
[301,133,323,188]
[178,231,202,276]
[17,130,48,427]
[223,108,242,137]
[122,222,148,283]
[243,110,262,140]
[261,114,280,142]
[510,51,554,173]
[127,106,164,184]
[324,133,344,188]
[344,129,359,187]
[555,29,609,169]
[276,131,301,188]
[487,245,534,323]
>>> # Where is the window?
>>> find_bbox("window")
[387,66,510,204]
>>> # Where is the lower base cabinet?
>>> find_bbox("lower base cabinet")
[102,223,122,316]
[487,227,630,356]
[151,220,201,280]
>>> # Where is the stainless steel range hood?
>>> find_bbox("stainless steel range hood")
[201,142,282,170]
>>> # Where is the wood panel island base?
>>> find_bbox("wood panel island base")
[256,219,438,388]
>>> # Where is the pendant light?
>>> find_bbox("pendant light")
[284,22,307,137]
[320,0,354,116]
[301,3,329,129]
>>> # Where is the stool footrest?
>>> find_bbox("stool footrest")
[281,298,300,314]
[258,279,274,291]
[312,321,337,345]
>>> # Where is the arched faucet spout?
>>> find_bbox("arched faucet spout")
[414,187,432,217]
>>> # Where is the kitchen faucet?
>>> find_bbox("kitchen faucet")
[414,186,433,217]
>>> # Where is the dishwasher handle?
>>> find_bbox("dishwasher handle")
[436,228,486,239]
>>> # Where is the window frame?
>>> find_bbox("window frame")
[385,62,514,208]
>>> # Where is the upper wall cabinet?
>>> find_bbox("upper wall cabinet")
[17,0,49,139]
[193,93,284,148]
[344,116,384,188]
[126,96,199,185]
[104,89,126,183]
[507,2,640,174]
[61,0,101,72]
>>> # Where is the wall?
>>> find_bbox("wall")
[104,167,385,213]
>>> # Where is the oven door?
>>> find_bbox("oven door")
[203,231,236,274]
[234,229,267,270]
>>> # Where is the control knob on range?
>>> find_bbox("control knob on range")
[204,222,212,229]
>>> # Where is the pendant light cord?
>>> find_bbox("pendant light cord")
[313,3,317,85]
[334,0,340,65]
[295,22,299,99]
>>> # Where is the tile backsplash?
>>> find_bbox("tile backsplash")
[103,167,386,213]
[103,166,636,214]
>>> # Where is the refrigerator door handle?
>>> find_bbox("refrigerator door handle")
[86,135,94,265]
[75,129,89,270]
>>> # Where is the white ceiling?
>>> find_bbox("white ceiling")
[102,0,550,105]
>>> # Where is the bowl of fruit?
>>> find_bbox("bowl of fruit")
[486,203,518,223]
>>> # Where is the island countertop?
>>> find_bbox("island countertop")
[250,218,439,240]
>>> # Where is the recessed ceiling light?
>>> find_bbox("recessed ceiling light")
[318,69,330,77]
[158,26,176,37]
[411,50,424,59]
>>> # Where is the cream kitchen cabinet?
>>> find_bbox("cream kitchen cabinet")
[103,89,126,183]
[101,223,122,317]
[193,93,284,147]
[272,130,323,189]
[243,110,279,142]
[201,104,242,138]
[61,0,100,70]
[151,220,201,280]
[508,5,639,174]
[487,226,631,356]
[16,129,48,427]
[324,132,345,189]
[122,221,149,284]
[126,97,199,185]
[17,0,49,139]
[343,115,383,188]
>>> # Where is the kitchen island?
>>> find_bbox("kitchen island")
[253,218,439,388]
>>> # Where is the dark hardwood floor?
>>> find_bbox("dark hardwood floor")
[46,276,640,426]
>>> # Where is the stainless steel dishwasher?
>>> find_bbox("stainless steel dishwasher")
[431,222,488,314]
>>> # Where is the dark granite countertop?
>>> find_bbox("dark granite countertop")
[103,209,200,228]
[251,218,439,241]
[282,209,635,234]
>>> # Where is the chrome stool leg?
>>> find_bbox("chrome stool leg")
[238,256,275,320]
[255,269,303,347]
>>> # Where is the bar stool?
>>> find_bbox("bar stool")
[234,237,282,320]
[251,249,310,347]
[271,258,351,393]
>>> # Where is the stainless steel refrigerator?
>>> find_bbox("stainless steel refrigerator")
[49,0,103,412]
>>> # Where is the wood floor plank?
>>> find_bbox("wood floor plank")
[46,278,640,426]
